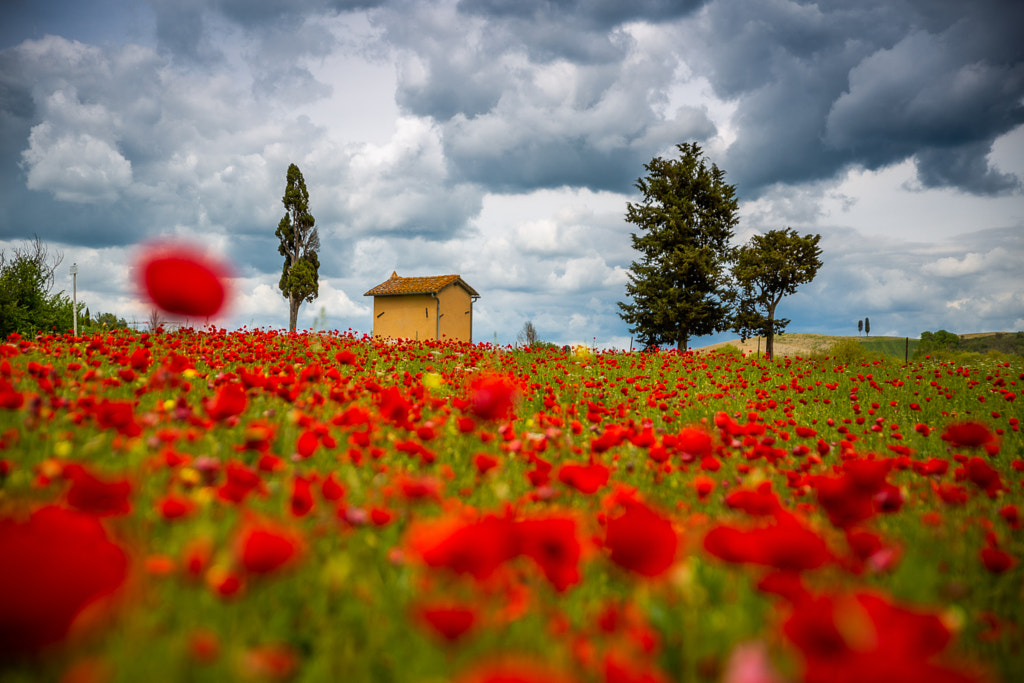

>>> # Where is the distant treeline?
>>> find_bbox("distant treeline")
[915,331,1024,358]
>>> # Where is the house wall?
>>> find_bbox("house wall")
[371,285,474,342]
[372,294,436,341]
[437,285,473,342]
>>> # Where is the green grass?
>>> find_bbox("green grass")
[858,336,919,360]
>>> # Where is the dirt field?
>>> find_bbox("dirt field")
[694,333,856,356]
[694,331,1011,357]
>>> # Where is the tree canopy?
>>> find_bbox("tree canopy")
[276,164,320,333]
[617,143,738,350]
[732,228,823,359]
[0,237,80,339]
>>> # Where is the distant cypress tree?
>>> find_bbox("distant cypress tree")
[858,319,863,336]
[276,164,320,333]
[864,317,870,337]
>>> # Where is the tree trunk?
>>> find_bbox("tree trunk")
[677,331,688,352]
[765,304,777,360]
[288,294,300,333]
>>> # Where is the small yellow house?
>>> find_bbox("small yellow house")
[364,272,479,342]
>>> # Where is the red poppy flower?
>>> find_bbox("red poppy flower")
[217,460,264,504]
[474,453,500,475]
[320,472,345,502]
[63,463,132,517]
[467,373,518,421]
[810,461,891,530]
[604,652,672,683]
[605,502,677,578]
[415,602,477,641]
[516,515,582,592]
[376,386,414,429]
[236,521,301,575]
[0,505,128,659]
[941,421,999,454]
[289,475,314,517]
[0,378,24,410]
[964,457,1005,497]
[205,382,247,421]
[557,461,610,494]
[782,590,975,683]
[704,512,831,572]
[156,493,196,520]
[980,546,1015,574]
[667,430,716,462]
[137,243,230,318]
[693,475,716,500]
[94,399,142,437]
[455,658,579,683]
[370,507,394,526]
[296,430,319,458]
[725,482,782,516]
[413,515,517,581]
[240,644,297,680]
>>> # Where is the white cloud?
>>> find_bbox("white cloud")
[23,125,133,202]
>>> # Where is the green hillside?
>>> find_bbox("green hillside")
[858,336,919,360]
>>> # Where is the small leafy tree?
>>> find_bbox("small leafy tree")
[731,228,822,359]
[858,320,863,336]
[0,236,80,338]
[916,329,960,356]
[92,312,130,330]
[618,143,738,351]
[276,164,320,333]
[517,321,539,347]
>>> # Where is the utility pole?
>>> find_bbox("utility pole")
[70,263,78,336]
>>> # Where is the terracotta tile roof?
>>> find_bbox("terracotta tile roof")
[364,272,479,297]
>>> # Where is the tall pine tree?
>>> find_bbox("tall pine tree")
[276,164,320,333]
[618,143,738,350]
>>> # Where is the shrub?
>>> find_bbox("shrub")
[812,338,868,366]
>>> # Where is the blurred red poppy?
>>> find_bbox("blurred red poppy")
[156,493,196,520]
[415,602,477,641]
[205,382,248,422]
[414,515,517,581]
[605,502,677,578]
[289,475,314,517]
[516,515,582,592]
[137,243,231,318]
[704,511,831,572]
[783,590,975,683]
[455,658,579,683]
[467,373,518,421]
[557,461,610,494]
[980,546,1015,574]
[0,505,128,659]
[63,463,132,517]
[941,421,999,455]
[236,521,301,575]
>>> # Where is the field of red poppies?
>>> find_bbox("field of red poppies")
[1,326,1021,683]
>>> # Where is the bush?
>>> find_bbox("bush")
[812,338,868,366]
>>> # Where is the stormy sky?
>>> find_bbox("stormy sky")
[1,0,1022,347]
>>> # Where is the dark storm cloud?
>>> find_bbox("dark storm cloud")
[214,0,387,27]
[377,1,717,192]
[691,0,1024,197]
[457,0,706,38]
[149,0,219,63]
